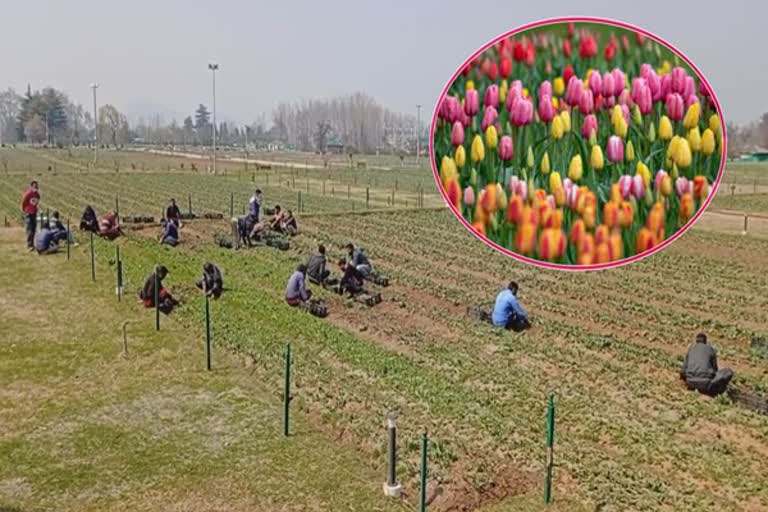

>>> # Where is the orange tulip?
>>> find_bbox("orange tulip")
[550,209,564,229]
[507,195,524,224]
[646,202,664,233]
[603,201,620,228]
[582,206,596,229]
[472,221,486,236]
[610,183,622,203]
[519,205,538,226]
[693,176,708,201]
[636,227,655,254]
[595,242,611,264]
[538,228,566,261]
[480,183,498,214]
[577,252,594,265]
[538,202,554,227]
[619,201,634,228]
[679,193,694,222]
[515,222,537,254]
[553,185,566,207]
[608,231,623,261]
[445,176,461,211]
[579,232,595,257]
[570,219,586,244]
[595,224,610,246]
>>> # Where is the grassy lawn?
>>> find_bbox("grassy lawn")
[0,227,405,512]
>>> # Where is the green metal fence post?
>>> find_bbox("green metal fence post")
[284,343,291,436]
[205,293,212,370]
[366,187,370,209]
[419,432,428,512]
[115,196,120,223]
[229,192,234,217]
[545,393,556,504]
[66,218,71,260]
[188,193,192,216]
[116,246,123,301]
[90,231,96,281]
[154,265,160,331]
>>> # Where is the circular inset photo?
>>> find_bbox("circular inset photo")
[431,17,726,270]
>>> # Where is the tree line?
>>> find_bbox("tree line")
[0,86,423,154]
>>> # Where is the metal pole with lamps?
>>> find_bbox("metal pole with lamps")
[208,63,219,174]
[90,83,99,163]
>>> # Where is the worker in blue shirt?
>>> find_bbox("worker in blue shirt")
[491,281,531,332]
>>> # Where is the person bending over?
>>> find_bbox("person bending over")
[159,219,179,247]
[80,205,99,233]
[33,225,58,255]
[491,281,531,332]
[196,262,223,299]
[139,265,178,314]
[49,211,71,244]
[98,211,122,240]
[680,333,734,397]
[338,258,365,297]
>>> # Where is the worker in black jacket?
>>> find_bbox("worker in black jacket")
[680,333,733,397]
[306,244,330,283]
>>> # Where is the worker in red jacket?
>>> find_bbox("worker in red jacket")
[21,180,40,250]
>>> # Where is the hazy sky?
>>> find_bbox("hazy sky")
[1,1,755,125]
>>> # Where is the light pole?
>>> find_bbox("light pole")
[90,83,99,163]
[208,63,219,174]
[416,104,421,167]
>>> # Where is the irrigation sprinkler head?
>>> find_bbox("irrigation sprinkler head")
[387,412,398,429]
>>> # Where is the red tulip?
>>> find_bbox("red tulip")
[563,39,572,58]
[507,194,524,224]
[567,22,575,38]
[579,35,597,59]
[513,41,526,62]
[464,89,479,117]
[563,65,575,86]
[488,61,499,81]
[604,43,616,62]
[621,35,630,54]
[500,57,512,79]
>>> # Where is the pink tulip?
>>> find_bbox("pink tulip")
[506,85,523,112]
[510,97,533,126]
[607,135,624,163]
[538,80,552,102]
[619,175,633,199]
[618,89,632,107]
[579,89,594,115]
[441,95,460,122]
[640,64,662,101]
[566,183,579,208]
[654,170,669,192]
[601,72,615,98]
[684,76,695,100]
[603,95,616,110]
[481,106,498,132]
[632,174,646,199]
[484,84,499,109]
[675,177,692,197]
[538,95,555,123]
[699,81,711,98]
[588,72,602,97]
[565,76,583,107]
[611,68,625,96]
[660,74,671,100]
[619,104,631,125]
[464,89,479,117]
[636,83,653,115]
[460,111,471,128]
[685,94,699,110]
[499,135,513,161]
[666,93,684,121]
[581,114,598,139]
[463,186,475,206]
[546,194,556,210]
[451,121,465,147]
[671,67,687,95]
[509,176,527,201]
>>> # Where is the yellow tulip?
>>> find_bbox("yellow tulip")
[636,161,651,189]
[541,152,551,175]
[632,105,642,125]
[709,113,720,135]
[471,135,485,163]
[568,155,583,182]
[674,138,692,168]
[626,140,635,162]
[455,145,466,169]
[527,179,535,203]
[666,135,680,167]
[440,156,457,186]
[523,88,529,98]
[485,125,498,150]
[549,171,562,192]
[648,121,656,142]
[683,102,700,130]
[589,129,597,147]
[499,80,508,104]
[671,163,679,180]
[701,128,716,156]
[560,110,571,132]
[466,80,475,91]
[614,115,628,138]
[553,77,565,96]
[687,127,701,152]
[496,183,507,210]
[527,146,534,169]
[658,116,673,140]
[590,145,604,171]
[551,115,564,140]
[552,97,559,110]
[611,106,623,125]
[470,167,477,185]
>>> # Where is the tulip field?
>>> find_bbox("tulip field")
[434,20,725,267]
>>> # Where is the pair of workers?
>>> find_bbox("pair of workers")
[139,262,223,314]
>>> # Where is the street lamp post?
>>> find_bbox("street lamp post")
[208,63,219,174]
[416,104,421,167]
[90,83,99,163]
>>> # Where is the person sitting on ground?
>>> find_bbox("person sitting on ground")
[139,265,178,314]
[48,211,71,244]
[306,244,330,283]
[33,224,58,255]
[80,205,99,233]
[338,258,365,297]
[98,211,121,240]
[680,333,734,397]
[248,189,263,224]
[285,263,312,306]
[281,209,298,236]
[345,242,372,276]
[491,281,531,332]
[165,198,182,228]
[252,205,283,239]
[195,262,223,299]
[159,218,180,247]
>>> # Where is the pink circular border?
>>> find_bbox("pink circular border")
[429,16,727,272]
